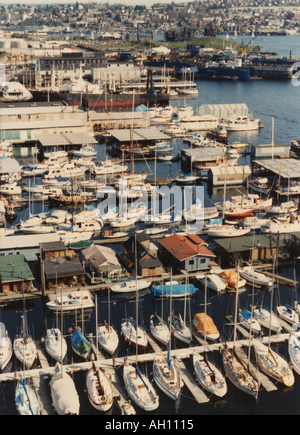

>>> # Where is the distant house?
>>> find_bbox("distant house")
[0,254,35,294]
[158,233,215,271]
[122,232,163,277]
[81,245,123,280]
[40,241,85,292]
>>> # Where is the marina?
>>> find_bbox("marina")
[1,28,300,416]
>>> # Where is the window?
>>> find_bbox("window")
[201,258,206,264]
[189,260,194,265]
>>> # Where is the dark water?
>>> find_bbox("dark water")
[2,36,300,415]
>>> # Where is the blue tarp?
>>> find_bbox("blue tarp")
[240,308,251,321]
[135,104,147,112]
[151,284,197,297]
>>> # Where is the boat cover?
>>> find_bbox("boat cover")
[240,308,251,321]
[151,284,197,297]
[0,323,6,344]
[218,270,240,288]
[194,313,219,336]
[71,328,90,355]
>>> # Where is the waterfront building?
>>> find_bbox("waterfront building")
[158,233,215,272]
[0,254,35,294]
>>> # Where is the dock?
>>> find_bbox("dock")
[176,359,209,404]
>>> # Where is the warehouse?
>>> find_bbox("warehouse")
[199,103,249,120]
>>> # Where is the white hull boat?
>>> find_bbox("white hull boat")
[277,305,299,325]
[111,279,152,293]
[46,290,95,312]
[0,323,13,370]
[253,306,282,334]
[153,355,182,400]
[196,273,226,292]
[169,314,192,344]
[150,314,170,347]
[15,379,40,415]
[50,362,80,415]
[86,362,114,412]
[193,352,227,398]
[121,318,148,350]
[45,328,68,362]
[13,336,37,369]
[206,226,250,238]
[288,323,300,375]
[239,267,273,287]
[97,323,119,355]
[238,308,261,335]
[123,363,159,411]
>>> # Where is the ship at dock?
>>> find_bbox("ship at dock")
[197,58,252,81]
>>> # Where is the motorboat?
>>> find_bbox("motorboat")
[150,314,170,347]
[239,267,273,288]
[126,202,148,220]
[123,363,159,411]
[224,116,260,131]
[253,339,294,387]
[110,278,152,293]
[55,230,94,245]
[264,200,297,214]
[196,273,227,293]
[86,361,114,412]
[46,289,95,312]
[261,217,300,234]
[22,164,48,177]
[238,308,261,335]
[224,208,254,218]
[0,322,13,370]
[45,161,86,179]
[15,379,40,415]
[121,317,148,350]
[288,323,300,375]
[177,104,194,119]
[45,328,68,362]
[248,177,270,195]
[19,213,46,229]
[163,124,186,137]
[91,159,128,177]
[20,225,56,234]
[277,305,299,325]
[50,362,80,415]
[175,173,201,185]
[97,323,119,355]
[153,354,182,400]
[73,147,97,158]
[179,87,199,95]
[193,352,227,398]
[45,210,72,225]
[193,313,220,341]
[243,215,270,229]
[253,304,282,334]
[0,182,22,196]
[206,225,250,238]
[44,151,68,165]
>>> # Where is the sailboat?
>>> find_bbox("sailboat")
[13,276,37,369]
[288,323,300,375]
[150,314,170,348]
[253,257,295,387]
[0,322,12,370]
[153,283,182,401]
[169,272,192,344]
[193,275,227,398]
[97,287,119,355]
[15,378,40,415]
[123,233,159,411]
[50,362,80,415]
[70,326,91,360]
[86,296,114,412]
[222,263,260,398]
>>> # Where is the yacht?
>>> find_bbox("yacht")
[46,289,95,312]
[248,177,270,195]
[45,161,86,179]
[91,159,128,177]
[224,116,261,131]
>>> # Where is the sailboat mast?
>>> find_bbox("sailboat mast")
[233,262,240,347]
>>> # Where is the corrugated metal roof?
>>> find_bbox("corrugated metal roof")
[215,234,284,252]
[34,132,97,147]
[210,165,251,175]
[0,233,60,250]
[253,158,300,179]
[0,254,34,282]
[108,128,170,142]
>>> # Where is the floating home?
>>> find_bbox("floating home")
[0,254,35,294]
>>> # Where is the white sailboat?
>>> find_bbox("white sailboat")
[0,322,12,370]
[86,296,114,412]
[169,274,192,344]
[15,378,40,415]
[150,314,170,348]
[288,323,300,375]
[50,362,80,415]
[153,350,182,400]
[193,275,227,398]
[97,287,119,355]
[45,328,68,363]
[13,297,37,369]
[253,258,295,387]
[222,263,260,398]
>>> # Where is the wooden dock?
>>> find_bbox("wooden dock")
[176,359,209,404]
